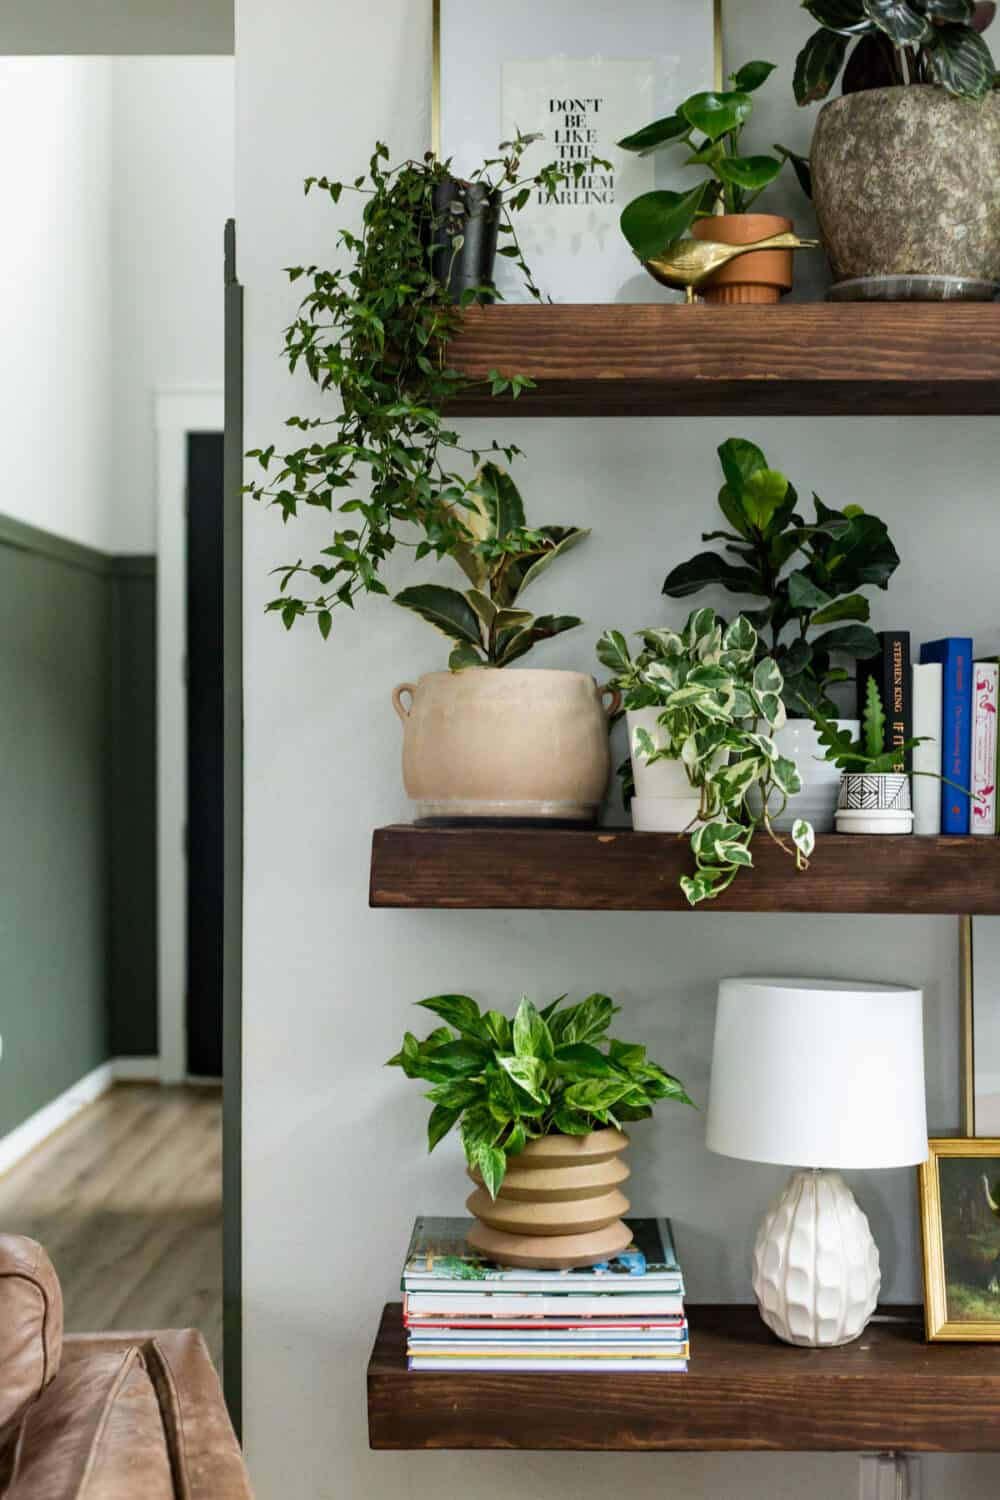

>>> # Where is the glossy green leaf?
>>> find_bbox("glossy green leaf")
[804,0,870,27]
[596,629,633,676]
[716,154,784,191]
[497,1053,548,1103]
[448,643,485,672]
[809,592,871,625]
[394,584,483,647]
[617,113,689,154]
[730,59,779,91]
[619,185,709,259]
[811,624,880,660]
[474,461,526,540]
[794,27,851,101]
[921,0,974,18]
[417,994,488,1039]
[427,1104,460,1152]
[662,552,763,598]
[681,90,753,141]
[475,1143,506,1199]
[513,997,554,1061]
[554,1042,616,1078]
[924,20,996,93]
[718,437,768,491]
[787,570,833,610]
[863,0,931,43]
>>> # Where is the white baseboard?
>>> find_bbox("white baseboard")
[112,1056,161,1083]
[0,1056,163,1176]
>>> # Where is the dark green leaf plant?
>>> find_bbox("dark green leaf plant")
[793,0,996,106]
[393,463,588,670]
[388,993,693,1199]
[617,60,795,261]
[815,675,930,772]
[597,608,816,906]
[246,134,607,640]
[662,438,900,717]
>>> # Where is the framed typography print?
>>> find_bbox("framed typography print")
[435,0,721,303]
[920,1137,1000,1341]
[962,916,1000,1136]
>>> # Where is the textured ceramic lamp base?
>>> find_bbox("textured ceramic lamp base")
[466,1128,631,1270]
[752,1169,881,1347]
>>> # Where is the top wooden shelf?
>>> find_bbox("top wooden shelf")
[445,303,1000,418]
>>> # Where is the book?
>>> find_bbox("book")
[406,1316,687,1332]
[858,632,912,772]
[919,638,974,834]
[912,663,943,836]
[402,1215,683,1294]
[407,1356,689,1373]
[404,1289,686,1318]
[972,661,999,836]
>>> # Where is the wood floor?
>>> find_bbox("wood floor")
[0,1084,223,1366]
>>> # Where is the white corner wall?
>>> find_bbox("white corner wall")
[237,2,998,1494]
[111,57,235,553]
[0,58,114,552]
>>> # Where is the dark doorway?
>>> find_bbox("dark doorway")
[186,431,225,1077]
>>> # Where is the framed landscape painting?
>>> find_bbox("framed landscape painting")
[920,1138,1000,1341]
[435,0,721,303]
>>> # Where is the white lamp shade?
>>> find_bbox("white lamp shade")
[706,977,927,1170]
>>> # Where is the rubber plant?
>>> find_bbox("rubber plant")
[794,0,996,104]
[597,609,816,906]
[246,134,605,638]
[388,992,693,1198]
[618,60,793,260]
[394,462,588,669]
[662,437,900,717]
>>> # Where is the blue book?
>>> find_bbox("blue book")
[919,638,973,834]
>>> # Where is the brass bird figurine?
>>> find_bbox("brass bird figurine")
[644,232,820,302]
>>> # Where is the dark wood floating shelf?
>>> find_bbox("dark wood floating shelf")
[368,1302,1000,1452]
[444,303,1000,418]
[370,825,1000,915]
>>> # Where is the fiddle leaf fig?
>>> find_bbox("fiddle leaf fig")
[662,437,899,715]
[389,992,692,1197]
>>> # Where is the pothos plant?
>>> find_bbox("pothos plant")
[246,135,607,639]
[662,438,899,717]
[388,992,693,1198]
[597,609,815,907]
[794,0,997,105]
[618,60,796,260]
[394,463,588,670]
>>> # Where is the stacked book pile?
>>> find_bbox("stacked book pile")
[401,1215,688,1373]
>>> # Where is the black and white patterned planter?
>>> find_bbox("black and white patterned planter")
[836,773,913,835]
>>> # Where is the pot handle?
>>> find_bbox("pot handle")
[601,686,623,719]
[392,683,417,722]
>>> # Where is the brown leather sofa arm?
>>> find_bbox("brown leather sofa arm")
[62,1331,252,1499]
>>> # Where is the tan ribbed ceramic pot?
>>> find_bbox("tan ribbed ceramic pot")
[391,669,619,823]
[465,1128,632,1269]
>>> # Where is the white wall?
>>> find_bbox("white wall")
[0,58,114,552]
[111,57,235,553]
[0,1,232,56]
[237,2,997,1495]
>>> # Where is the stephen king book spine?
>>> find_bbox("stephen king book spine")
[919,638,973,835]
[857,632,912,773]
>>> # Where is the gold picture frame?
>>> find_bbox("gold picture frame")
[919,1137,1000,1341]
[432,0,724,156]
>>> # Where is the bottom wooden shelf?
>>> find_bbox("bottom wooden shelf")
[367,1302,1000,1452]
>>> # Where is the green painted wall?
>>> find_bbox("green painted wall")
[0,517,156,1138]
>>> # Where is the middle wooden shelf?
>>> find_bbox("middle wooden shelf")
[369,825,1000,915]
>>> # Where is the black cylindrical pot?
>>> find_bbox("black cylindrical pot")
[429,180,500,302]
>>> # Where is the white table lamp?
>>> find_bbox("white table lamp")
[706,977,927,1348]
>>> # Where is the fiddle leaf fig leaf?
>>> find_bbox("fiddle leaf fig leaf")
[809,593,871,625]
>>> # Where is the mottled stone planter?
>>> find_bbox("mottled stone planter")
[811,86,1000,289]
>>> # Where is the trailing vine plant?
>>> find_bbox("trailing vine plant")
[246,135,608,638]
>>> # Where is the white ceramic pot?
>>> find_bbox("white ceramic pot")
[392,669,619,823]
[835,772,914,834]
[626,708,701,831]
[768,719,859,834]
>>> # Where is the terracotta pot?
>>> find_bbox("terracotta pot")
[811,87,1000,287]
[691,213,793,305]
[391,669,619,823]
[465,1128,631,1269]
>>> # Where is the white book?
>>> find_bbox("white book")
[972,662,999,836]
[407,1357,689,1373]
[912,663,943,836]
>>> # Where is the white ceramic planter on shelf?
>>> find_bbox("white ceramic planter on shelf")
[626,707,701,833]
[767,719,859,833]
[835,771,913,834]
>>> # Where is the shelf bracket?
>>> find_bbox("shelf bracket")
[858,1453,921,1500]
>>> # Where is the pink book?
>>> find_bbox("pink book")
[972,661,998,836]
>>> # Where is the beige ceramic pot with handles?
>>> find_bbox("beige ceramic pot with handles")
[391,668,620,823]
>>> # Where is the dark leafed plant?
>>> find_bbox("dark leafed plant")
[388,993,692,1198]
[246,135,606,639]
[394,463,588,670]
[794,0,997,105]
[618,61,793,260]
[662,438,900,717]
